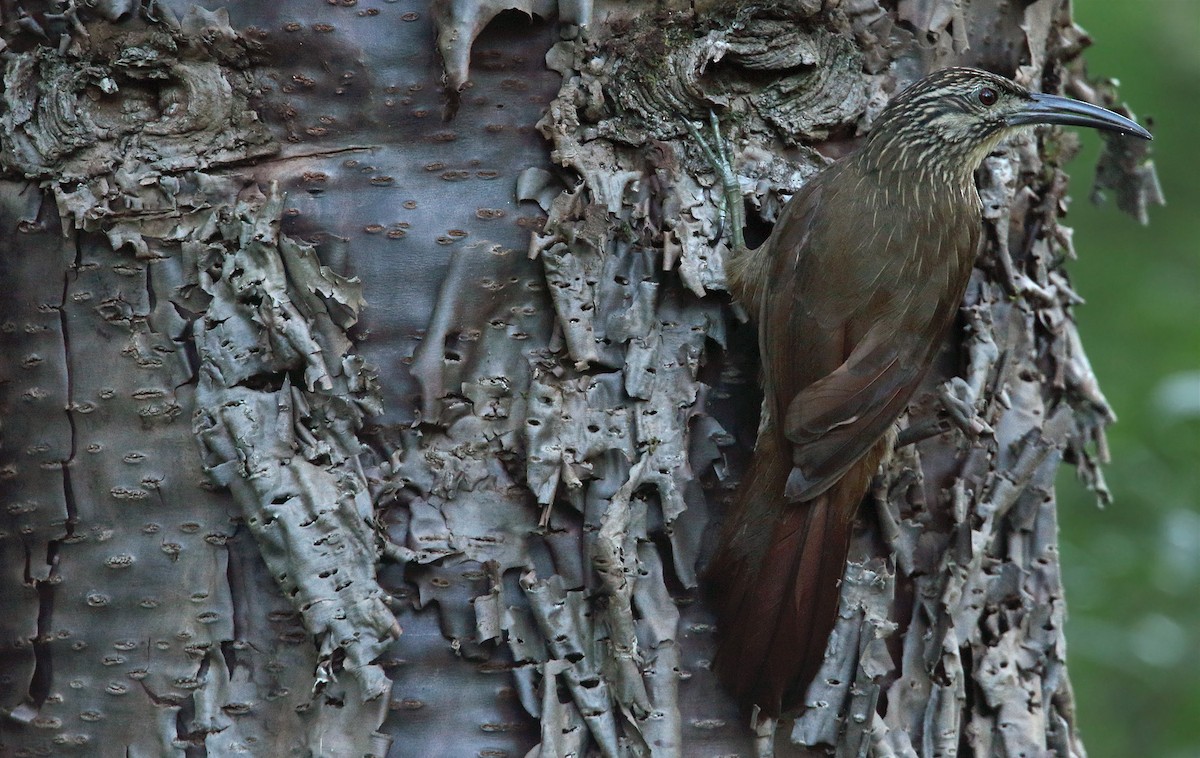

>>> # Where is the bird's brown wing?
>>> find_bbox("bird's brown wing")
[755,170,848,417]
[761,164,959,501]
[726,174,825,321]
[780,325,921,500]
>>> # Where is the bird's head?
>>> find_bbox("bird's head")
[865,67,1151,178]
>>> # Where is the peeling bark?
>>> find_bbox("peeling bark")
[0,5,392,755]
[0,1,1160,756]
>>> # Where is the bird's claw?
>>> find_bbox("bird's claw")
[896,377,994,449]
[682,109,745,253]
[936,377,995,439]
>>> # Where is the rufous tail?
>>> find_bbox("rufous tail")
[706,429,884,717]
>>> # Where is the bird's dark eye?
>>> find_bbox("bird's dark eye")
[977,87,998,106]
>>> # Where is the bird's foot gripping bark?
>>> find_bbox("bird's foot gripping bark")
[897,302,999,449]
[936,377,995,438]
[934,303,999,441]
[896,378,996,449]
[683,110,746,254]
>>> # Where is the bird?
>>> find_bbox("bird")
[703,67,1151,718]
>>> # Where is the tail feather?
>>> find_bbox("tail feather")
[707,430,884,716]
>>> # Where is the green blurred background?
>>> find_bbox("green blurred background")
[1059,1,1199,756]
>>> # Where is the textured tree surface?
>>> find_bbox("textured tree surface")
[0,1,1160,757]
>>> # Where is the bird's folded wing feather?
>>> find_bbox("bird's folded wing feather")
[757,162,937,503]
[780,327,921,501]
[728,177,826,321]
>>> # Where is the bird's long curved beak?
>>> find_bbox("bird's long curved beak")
[1008,93,1152,139]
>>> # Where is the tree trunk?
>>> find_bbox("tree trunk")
[0,1,1159,756]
